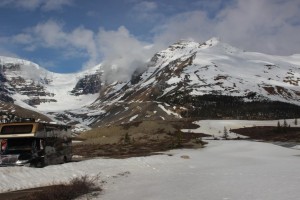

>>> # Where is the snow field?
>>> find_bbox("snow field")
[1,140,300,200]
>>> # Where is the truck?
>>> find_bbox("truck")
[0,120,72,167]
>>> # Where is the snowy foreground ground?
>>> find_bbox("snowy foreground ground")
[0,140,299,200]
[0,120,300,200]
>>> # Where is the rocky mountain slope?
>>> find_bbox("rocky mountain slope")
[88,38,300,126]
[1,38,300,130]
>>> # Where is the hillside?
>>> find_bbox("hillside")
[89,38,300,126]
[1,38,300,129]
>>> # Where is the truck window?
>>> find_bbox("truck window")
[1,125,33,134]
[6,138,34,154]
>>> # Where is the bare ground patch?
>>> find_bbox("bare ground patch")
[73,120,208,159]
[231,126,300,142]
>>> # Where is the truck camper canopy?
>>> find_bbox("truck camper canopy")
[0,122,71,139]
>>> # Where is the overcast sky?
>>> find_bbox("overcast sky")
[0,0,300,75]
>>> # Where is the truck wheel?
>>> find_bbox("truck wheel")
[63,156,68,163]
[34,159,45,168]
[36,161,44,168]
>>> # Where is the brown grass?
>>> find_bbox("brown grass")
[74,121,208,159]
[22,175,102,200]
[73,120,208,159]
[79,120,179,145]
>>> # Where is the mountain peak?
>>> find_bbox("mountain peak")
[0,56,36,66]
[204,37,221,46]
[201,37,242,54]
[0,56,42,74]
[168,39,198,49]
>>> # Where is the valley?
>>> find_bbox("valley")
[0,38,300,199]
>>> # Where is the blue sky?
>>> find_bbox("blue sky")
[0,0,300,75]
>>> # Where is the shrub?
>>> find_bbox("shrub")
[25,175,102,200]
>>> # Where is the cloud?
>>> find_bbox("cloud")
[97,26,156,82]
[11,20,100,69]
[133,1,157,11]
[11,20,68,52]
[0,0,73,11]
[11,21,155,81]
[153,10,213,49]
[32,20,67,48]
[11,33,33,45]
[214,0,300,55]
[69,26,99,68]
[6,0,300,83]
[42,0,73,11]
[152,0,300,55]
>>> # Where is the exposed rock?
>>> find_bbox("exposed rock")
[70,73,102,96]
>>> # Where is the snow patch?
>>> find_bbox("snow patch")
[158,104,181,118]
[129,114,138,122]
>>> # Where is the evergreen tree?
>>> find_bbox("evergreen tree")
[277,121,281,128]
[283,119,288,128]
[223,127,228,140]
[283,119,288,133]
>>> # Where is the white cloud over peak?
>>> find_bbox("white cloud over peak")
[153,10,212,48]
[98,26,156,82]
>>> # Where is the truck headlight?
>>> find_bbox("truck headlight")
[16,160,29,165]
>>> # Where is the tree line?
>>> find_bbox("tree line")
[158,93,300,120]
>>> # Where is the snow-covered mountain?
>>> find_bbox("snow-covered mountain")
[89,38,300,126]
[98,38,300,104]
[0,57,101,109]
[0,56,102,127]
[1,38,300,129]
